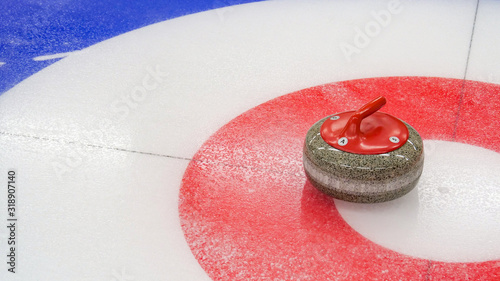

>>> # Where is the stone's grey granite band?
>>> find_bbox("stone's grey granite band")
[304,152,423,202]
[303,116,424,203]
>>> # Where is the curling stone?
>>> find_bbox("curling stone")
[303,96,424,203]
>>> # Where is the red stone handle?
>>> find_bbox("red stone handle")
[320,96,408,154]
[340,96,386,139]
[356,96,386,119]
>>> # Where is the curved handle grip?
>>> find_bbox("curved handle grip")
[355,96,386,119]
[340,96,386,138]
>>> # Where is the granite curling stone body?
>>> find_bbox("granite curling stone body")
[303,96,424,203]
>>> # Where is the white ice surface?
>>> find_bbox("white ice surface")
[0,0,495,280]
[336,140,500,263]
[467,0,500,83]
[0,133,209,281]
[0,0,476,159]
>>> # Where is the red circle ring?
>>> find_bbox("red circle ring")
[179,77,500,280]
